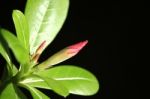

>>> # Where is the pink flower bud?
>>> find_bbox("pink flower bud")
[37,40,88,69]
[66,40,88,57]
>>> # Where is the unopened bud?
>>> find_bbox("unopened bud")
[37,40,88,69]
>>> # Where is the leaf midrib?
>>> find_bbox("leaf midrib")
[20,77,95,84]
[15,13,27,49]
[36,0,51,38]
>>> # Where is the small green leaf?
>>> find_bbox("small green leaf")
[0,83,27,99]
[0,47,14,77]
[12,10,29,51]
[20,83,50,99]
[0,29,29,64]
[0,28,11,65]
[36,65,99,96]
[25,0,69,55]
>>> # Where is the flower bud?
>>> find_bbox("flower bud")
[37,40,88,69]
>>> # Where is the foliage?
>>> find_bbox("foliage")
[0,0,99,98]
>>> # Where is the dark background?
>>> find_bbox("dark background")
[0,0,138,99]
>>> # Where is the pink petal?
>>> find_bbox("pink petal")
[67,40,88,56]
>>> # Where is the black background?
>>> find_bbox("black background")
[0,0,138,99]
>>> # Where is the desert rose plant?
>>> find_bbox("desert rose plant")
[0,0,99,98]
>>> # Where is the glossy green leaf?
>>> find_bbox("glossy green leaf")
[20,84,50,99]
[36,65,99,96]
[0,83,27,99]
[12,10,29,51]
[0,29,29,64]
[25,0,69,55]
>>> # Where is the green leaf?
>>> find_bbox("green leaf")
[20,83,50,99]
[0,28,11,65]
[0,44,18,77]
[0,83,27,99]
[0,29,29,64]
[36,65,99,96]
[25,0,69,55]
[0,28,18,77]
[12,10,29,51]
